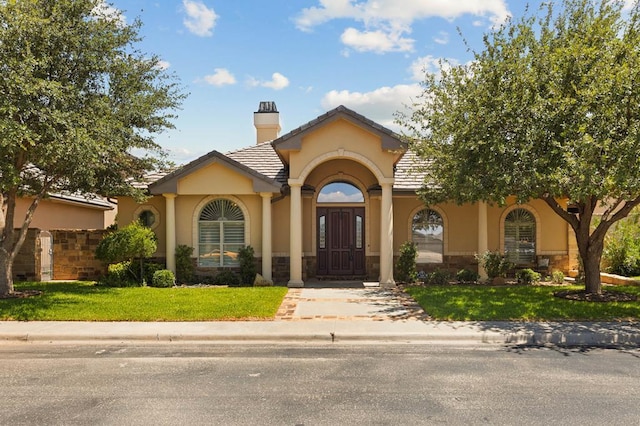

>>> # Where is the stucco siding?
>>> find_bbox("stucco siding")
[15,198,111,230]
[177,163,255,195]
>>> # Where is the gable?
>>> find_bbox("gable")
[178,162,254,195]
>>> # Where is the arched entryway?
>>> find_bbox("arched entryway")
[316,182,366,278]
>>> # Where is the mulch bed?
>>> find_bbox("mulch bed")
[0,290,43,300]
[553,290,638,302]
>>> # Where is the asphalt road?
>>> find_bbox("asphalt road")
[0,343,638,425]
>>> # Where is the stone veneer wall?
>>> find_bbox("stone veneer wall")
[51,230,108,280]
[12,229,41,281]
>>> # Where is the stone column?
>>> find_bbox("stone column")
[260,192,273,281]
[379,181,395,287]
[163,193,177,273]
[288,182,304,287]
[478,201,488,280]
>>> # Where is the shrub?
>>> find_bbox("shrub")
[238,245,257,285]
[551,269,565,284]
[98,261,139,287]
[150,269,175,288]
[476,251,512,279]
[457,269,479,284]
[213,270,241,286]
[95,220,157,285]
[396,241,418,283]
[427,269,452,285]
[143,262,165,285]
[516,268,541,285]
[175,245,195,284]
[602,210,640,276]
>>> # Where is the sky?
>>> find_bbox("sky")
[105,0,635,165]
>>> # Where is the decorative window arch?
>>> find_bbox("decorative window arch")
[317,181,365,203]
[503,208,537,265]
[197,198,246,267]
[133,205,160,230]
[411,208,444,263]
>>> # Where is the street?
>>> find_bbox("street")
[0,343,638,425]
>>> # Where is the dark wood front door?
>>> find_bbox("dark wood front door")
[317,207,365,276]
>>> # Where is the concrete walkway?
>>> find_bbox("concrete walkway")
[0,287,638,347]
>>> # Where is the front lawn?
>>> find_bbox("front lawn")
[406,284,640,321]
[1,282,288,321]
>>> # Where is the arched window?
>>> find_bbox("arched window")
[504,208,536,265]
[412,209,444,263]
[198,199,245,267]
[318,182,364,203]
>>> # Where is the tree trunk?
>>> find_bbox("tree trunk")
[0,248,15,295]
[575,230,605,295]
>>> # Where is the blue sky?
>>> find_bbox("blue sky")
[104,0,632,165]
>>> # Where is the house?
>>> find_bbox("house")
[118,102,577,286]
[11,193,116,282]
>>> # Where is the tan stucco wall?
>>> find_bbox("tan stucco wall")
[118,195,167,256]
[177,163,255,195]
[393,196,569,257]
[289,119,396,180]
[15,198,113,230]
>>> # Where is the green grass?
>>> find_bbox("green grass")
[406,285,640,321]
[1,282,289,321]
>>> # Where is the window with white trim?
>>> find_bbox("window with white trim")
[504,208,536,265]
[198,199,244,267]
[412,209,444,263]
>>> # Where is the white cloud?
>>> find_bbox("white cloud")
[156,60,171,70]
[341,27,414,53]
[295,0,510,53]
[203,68,236,86]
[321,84,422,130]
[91,1,126,26]
[409,55,460,82]
[318,191,364,203]
[433,31,449,45]
[247,72,290,90]
[183,0,218,37]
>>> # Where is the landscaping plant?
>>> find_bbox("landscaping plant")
[396,241,418,283]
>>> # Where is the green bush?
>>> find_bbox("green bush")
[427,269,452,285]
[150,269,175,288]
[551,269,565,284]
[396,241,418,283]
[143,262,165,285]
[175,245,195,284]
[98,261,139,287]
[516,268,541,285]
[476,251,512,279]
[213,270,241,286]
[602,210,640,276]
[238,246,257,285]
[457,269,479,284]
[95,220,158,285]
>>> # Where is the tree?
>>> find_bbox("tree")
[0,0,185,295]
[400,0,640,296]
[95,221,157,285]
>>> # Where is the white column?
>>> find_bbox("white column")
[478,201,488,280]
[379,181,395,287]
[163,193,177,273]
[288,182,304,287]
[260,192,273,281]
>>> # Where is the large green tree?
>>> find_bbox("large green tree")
[401,0,640,295]
[0,0,185,295]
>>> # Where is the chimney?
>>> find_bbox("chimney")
[253,101,281,144]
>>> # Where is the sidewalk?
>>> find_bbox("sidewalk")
[0,287,638,346]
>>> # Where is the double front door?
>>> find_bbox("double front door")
[317,207,365,276]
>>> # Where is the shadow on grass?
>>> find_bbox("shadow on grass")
[2,282,118,321]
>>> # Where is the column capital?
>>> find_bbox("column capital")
[259,192,274,199]
[288,179,304,187]
[379,178,395,187]
[162,193,177,199]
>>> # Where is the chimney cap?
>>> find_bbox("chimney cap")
[257,101,278,113]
